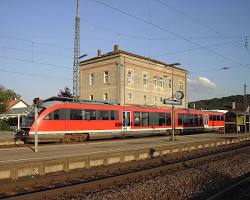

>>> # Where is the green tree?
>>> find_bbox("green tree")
[0,85,20,114]
[57,87,73,98]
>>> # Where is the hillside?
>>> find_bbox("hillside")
[188,94,250,110]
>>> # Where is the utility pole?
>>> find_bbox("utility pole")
[244,83,247,111]
[73,0,80,98]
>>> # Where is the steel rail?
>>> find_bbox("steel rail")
[2,141,250,200]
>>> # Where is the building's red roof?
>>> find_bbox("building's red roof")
[7,99,28,110]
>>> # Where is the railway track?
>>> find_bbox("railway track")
[1,141,250,200]
[207,174,250,200]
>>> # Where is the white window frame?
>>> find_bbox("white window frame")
[179,82,183,91]
[154,96,157,103]
[159,77,164,88]
[169,79,172,89]
[89,73,94,86]
[153,76,157,87]
[143,74,148,85]
[127,70,133,84]
[104,71,109,83]
[128,93,132,100]
[103,93,108,100]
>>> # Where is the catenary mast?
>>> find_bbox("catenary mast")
[73,0,80,98]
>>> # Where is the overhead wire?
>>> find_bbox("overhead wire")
[154,0,250,53]
[0,55,71,70]
[0,34,72,52]
[154,39,243,57]
[0,68,71,80]
[0,45,72,60]
[92,0,250,70]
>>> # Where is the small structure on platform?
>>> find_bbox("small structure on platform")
[225,111,250,133]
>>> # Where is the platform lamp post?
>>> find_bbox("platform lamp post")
[169,63,181,141]
[33,98,40,152]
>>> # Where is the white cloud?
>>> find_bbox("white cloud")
[188,76,217,92]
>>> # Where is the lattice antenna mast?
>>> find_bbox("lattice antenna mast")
[73,0,80,98]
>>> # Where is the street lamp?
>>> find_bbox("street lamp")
[168,63,181,141]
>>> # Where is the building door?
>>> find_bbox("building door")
[204,114,209,128]
[122,111,131,133]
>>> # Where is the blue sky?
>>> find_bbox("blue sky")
[0,0,249,103]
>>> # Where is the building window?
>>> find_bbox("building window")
[154,96,157,103]
[104,71,109,83]
[127,70,133,84]
[144,95,147,102]
[160,97,163,103]
[143,74,148,85]
[153,76,157,87]
[103,93,108,100]
[89,95,94,100]
[128,93,132,100]
[179,82,183,91]
[89,73,94,85]
[169,79,172,89]
[159,77,164,88]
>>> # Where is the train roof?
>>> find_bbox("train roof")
[41,96,120,107]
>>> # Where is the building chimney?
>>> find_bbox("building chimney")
[97,49,101,57]
[113,44,119,52]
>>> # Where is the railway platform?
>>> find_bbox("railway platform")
[0,133,249,180]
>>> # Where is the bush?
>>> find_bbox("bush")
[0,120,11,131]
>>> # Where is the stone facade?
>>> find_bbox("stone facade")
[80,45,188,109]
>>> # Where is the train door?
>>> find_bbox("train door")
[204,114,209,128]
[122,111,131,133]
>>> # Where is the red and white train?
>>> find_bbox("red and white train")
[16,97,225,142]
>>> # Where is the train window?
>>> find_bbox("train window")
[134,112,141,126]
[213,115,217,121]
[199,114,203,125]
[178,114,183,125]
[44,109,67,120]
[183,114,194,126]
[221,115,224,121]
[70,109,82,120]
[194,115,199,126]
[159,113,165,126]
[142,112,149,126]
[209,115,213,121]
[85,110,96,120]
[166,113,171,126]
[99,110,109,120]
[149,113,159,126]
[110,110,119,120]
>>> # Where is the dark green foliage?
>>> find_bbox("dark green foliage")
[58,87,73,98]
[189,94,250,110]
[0,85,21,114]
[0,120,11,131]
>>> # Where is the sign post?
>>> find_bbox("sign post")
[163,91,184,141]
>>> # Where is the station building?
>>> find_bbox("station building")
[80,45,188,109]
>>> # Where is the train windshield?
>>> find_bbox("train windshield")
[26,106,46,119]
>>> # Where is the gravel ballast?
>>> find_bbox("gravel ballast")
[58,151,250,200]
